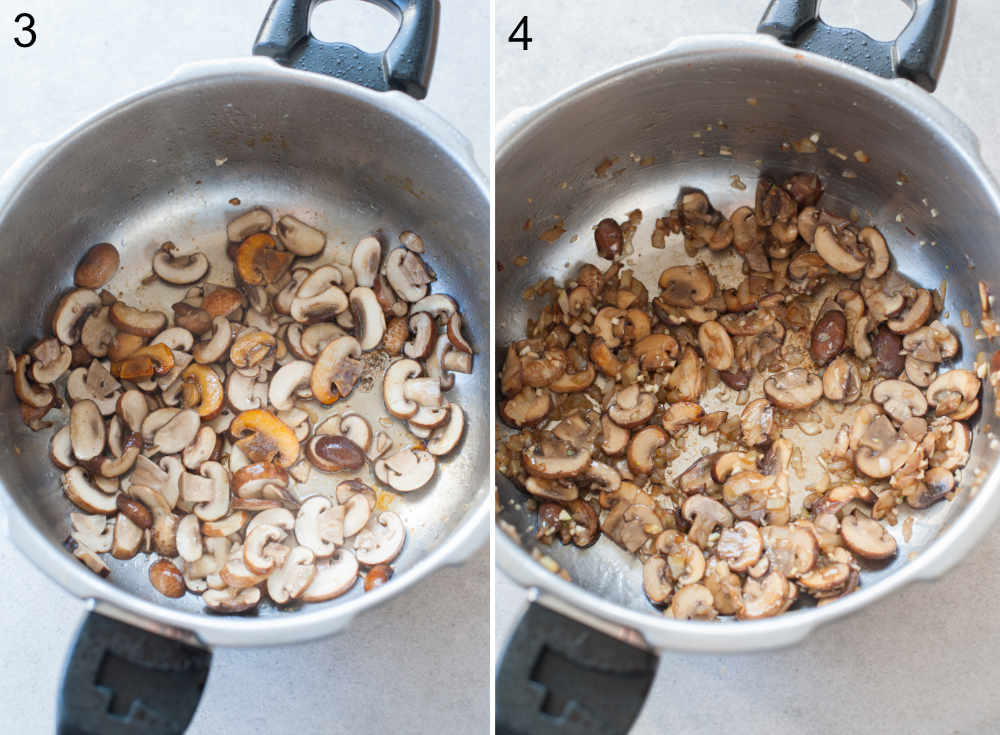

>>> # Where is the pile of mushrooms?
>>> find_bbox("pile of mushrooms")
[11,209,472,612]
[498,173,979,620]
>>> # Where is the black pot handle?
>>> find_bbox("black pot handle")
[496,603,658,735]
[252,0,438,99]
[757,0,955,92]
[57,612,211,735]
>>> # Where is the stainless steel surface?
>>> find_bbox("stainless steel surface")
[0,60,489,645]
[495,32,1000,652]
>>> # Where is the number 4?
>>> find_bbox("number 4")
[508,15,532,51]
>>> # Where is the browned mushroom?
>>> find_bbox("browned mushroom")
[764,369,822,410]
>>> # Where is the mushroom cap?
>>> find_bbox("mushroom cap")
[374,448,437,492]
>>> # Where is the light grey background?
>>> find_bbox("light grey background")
[495,1,1000,734]
[0,1,489,733]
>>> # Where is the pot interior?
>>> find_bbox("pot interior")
[496,42,1000,617]
[0,68,489,621]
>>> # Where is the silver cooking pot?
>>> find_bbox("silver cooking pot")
[0,1,488,732]
[495,1,1000,732]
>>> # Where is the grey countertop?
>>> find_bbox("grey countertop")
[0,2,489,733]
[494,2,1000,734]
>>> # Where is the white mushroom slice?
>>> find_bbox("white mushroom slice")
[368,431,392,461]
[157,456,185,509]
[52,289,101,345]
[276,215,326,256]
[354,511,406,566]
[80,306,116,358]
[291,286,348,323]
[426,332,456,390]
[182,425,217,471]
[69,400,106,461]
[246,507,295,537]
[151,326,195,352]
[426,404,464,456]
[132,454,168,492]
[408,422,433,439]
[193,461,230,521]
[185,536,229,579]
[410,293,458,321]
[343,494,372,538]
[351,236,382,287]
[350,287,386,351]
[403,376,443,408]
[408,404,449,430]
[110,513,143,560]
[193,316,233,364]
[29,339,72,384]
[141,407,180,443]
[299,322,346,360]
[289,460,311,483]
[301,549,359,602]
[50,426,75,470]
[66,367,118,415]
[150,409,200,455]
[384,248,431,302]
[382,359,423,418]
[274,268,311,316]
[227,208,272,242]
[269,360,313,411]
[266,546,317,604]
[153,248,210,285]
[340,414,372,452]
[403,312,436,359]
[176,514,203,562]
[374,448,436,492]
[70,513,113,553]
[62,467,117,514]
[203,586,262,613]
[295,496,342,557]
[446,313,473,354]
[242,524,285,574]
[117,389,149,432]
[225,370,268,412]
[442,348,473,374]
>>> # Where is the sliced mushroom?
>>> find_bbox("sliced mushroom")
[384,248,431,302]
[268,360,313,411]
[698,320,734,371]
[626,426,667,476]
[905,356,936,387]
[822,355,862,403]
[814,224,867,275]
[642,556,673,606]
[716,521,763,572]
[301,549,359,602]
[887,289,933,334]
[683,495,734,549]
[382,358,423,418]
[350,286,386,351]
[351,236,382,287]
[152,245,209,285]
[193,316,233,364]
[110,513,143,560]
[902,320,959,363]
[374,448,436,492]
[305,434,366,473]
[410,293,459,321]
[109,302,168,338]
[204,586,262,613]
[403,312,436,360]
[276,214,326,256]
[872,379,928,423]
[666,583,717,620]
[854,415,916,479]
[62,467,117,514]
[266,546,317,604]
[230,409,299,467]
[840,512,897,560]
[176,513,203,563]
[13,354,55,409]
[69,400,106,461]
[192,461,231,521]
[227,208,272,242]
[739,572,789,619]
[860,227,890,279]
[427,404,464,456]
[658,265,714,307]
[927,369,981,420]
[607,384,656,428]
[310,336,363,404]
[52,289,102,345]
[764,369,822,410]
[29,338,71,384]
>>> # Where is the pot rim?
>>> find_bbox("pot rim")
[495,32,1000,652]
[0,56,490,648]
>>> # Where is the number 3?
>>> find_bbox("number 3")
[14,12,35,48]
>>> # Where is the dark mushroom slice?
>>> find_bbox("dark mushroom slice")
[840,512,897,560]
[75,243,120,289]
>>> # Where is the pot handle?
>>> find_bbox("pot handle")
[757,0,955,92]
[252,0,438,99]
[496,603,658,735]
[57,612,210,735]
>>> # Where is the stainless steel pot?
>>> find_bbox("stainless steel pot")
[0,1,488,731]
[495,1,1000,731]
